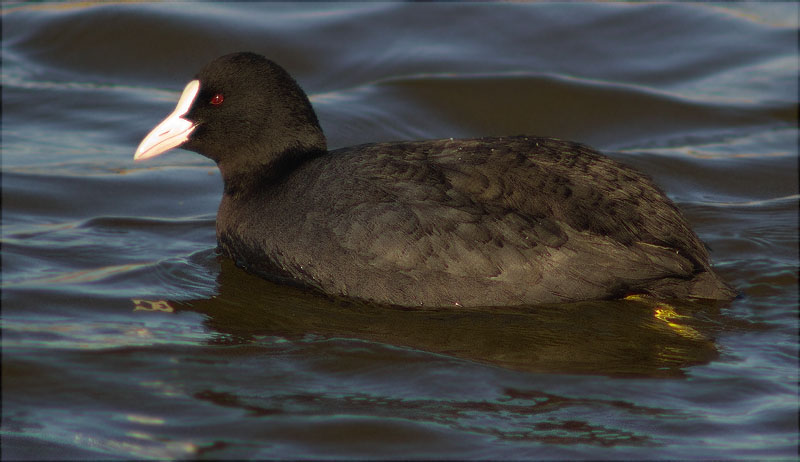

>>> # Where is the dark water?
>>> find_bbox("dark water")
[2,2,798,460]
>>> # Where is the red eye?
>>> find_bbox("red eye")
[210,94,224,105]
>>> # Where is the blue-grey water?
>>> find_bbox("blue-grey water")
[2,3,798,460]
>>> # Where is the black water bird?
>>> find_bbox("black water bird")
[135,52,735,307]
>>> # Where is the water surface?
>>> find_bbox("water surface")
[2,3,798,460]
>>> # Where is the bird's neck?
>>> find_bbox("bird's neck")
[218,143,327,198]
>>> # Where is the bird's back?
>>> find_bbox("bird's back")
[217,135,734,306]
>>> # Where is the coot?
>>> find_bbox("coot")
[135,52,735,307]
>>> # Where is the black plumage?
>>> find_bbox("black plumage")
[136,52,735,307]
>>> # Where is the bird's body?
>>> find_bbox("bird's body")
[135,52,735,307]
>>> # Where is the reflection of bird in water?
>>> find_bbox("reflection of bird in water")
[128,257,722,378]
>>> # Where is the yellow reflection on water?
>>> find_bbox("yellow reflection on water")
[125,414,165,425]
[653,306,705,341]
[133,299,175,313]
[625,294,706,341]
